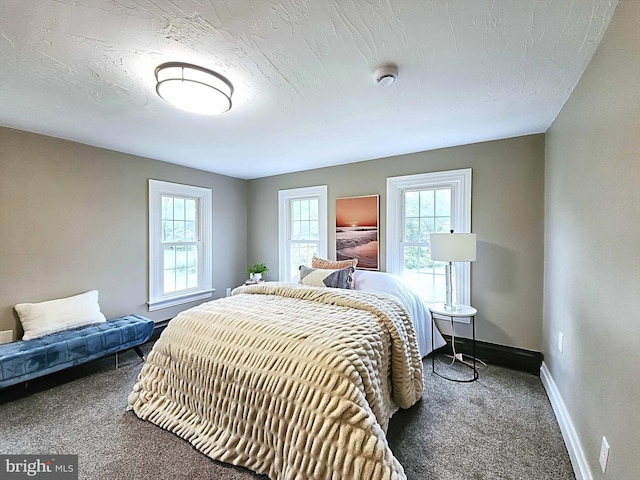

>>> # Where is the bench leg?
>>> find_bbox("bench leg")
[114,346,147,369]
[133,346,146,362]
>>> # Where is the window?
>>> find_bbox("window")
[278,186,328,281]
[148,180,213,311]
[387,169,472,305]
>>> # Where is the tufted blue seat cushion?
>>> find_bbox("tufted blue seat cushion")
[0,314,154,388]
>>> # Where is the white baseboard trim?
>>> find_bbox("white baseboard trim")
[540,362,592,480]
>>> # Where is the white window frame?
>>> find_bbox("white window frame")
[278,185,328,281]
[148,179,213,311]
[387,169,472,308]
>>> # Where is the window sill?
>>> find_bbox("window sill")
[148,289,215,312]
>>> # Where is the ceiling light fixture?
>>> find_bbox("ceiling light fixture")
[155,62,233,115]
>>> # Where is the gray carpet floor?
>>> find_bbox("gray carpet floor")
[0,344,575,480]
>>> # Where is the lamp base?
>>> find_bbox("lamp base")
[444,262,454,309]
[442,302,463,312]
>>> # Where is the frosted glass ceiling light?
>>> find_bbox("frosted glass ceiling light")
[155,62,233,115]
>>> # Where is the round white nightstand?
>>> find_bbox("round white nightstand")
[428,303,479,382]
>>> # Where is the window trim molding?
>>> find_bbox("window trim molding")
[148,179,214,311]
[278,185,328,281]
[386,168,472,306]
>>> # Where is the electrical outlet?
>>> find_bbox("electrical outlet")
[226,287,232,297]
[599,436,610,473]
[558,332,564,353]
[0,330,13,344]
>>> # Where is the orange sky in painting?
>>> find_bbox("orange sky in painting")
[336,196,378,227]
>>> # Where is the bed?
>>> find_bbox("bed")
[349,269,446,357]
[128,272,446,479]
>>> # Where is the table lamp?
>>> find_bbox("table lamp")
[429,230,476,311]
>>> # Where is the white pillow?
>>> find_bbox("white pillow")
[15,290,107,340]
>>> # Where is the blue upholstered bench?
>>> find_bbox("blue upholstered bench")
[0,314,154,389]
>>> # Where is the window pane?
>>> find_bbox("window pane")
[403,245,430,270]
[162,196,199,243]
[432,273,447,302]
[420,190,434,216]
[174,198,185,221]
[423,259,436,275]
[290,198,318,243]
[403,246,437,301]
[185,221,196,241]
[435,217,450,233]
[301,221,310,237]
[290,245,298,265]
[173,221,185,242]
[403,246,419,270]
[164,269,176,293]
[175,268,187,290]
[187,267,198,288]
[309,221,318,238]
[432,260,447,275]
[405,189,443,245]
[405,191,419,217]
[186,245,197,267]
[405,218,420,242]
[309,199,318,220]
[185,199,197,221]
[162,197,173,220]
[162,221,174,242]
[290,241,317,277]
[163,245,198,294]
[292,220,301,240]
[435,189,451,216]
[420,218,434,240]
[163,246,175,269]
[292,200,300,221]
[176,246,187,269]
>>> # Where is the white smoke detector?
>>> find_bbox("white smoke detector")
[373,65,398,86]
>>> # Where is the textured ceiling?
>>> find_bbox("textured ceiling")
[0,0,617,179]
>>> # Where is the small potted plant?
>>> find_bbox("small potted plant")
[247,263,269,282]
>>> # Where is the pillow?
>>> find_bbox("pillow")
[299,265,355,290]
[311,257,358,287]
[311,256,358,270]
[15,290,107,340]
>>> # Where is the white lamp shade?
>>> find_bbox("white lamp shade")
[430,232,476,262]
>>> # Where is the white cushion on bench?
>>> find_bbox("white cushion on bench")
[15,290,107,340]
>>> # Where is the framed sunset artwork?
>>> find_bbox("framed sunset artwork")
[335,195,379,270]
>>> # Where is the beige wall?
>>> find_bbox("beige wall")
[544,1,640,478]
[248,134,545,351]
[0,127,248,338]
[0,126,544,352]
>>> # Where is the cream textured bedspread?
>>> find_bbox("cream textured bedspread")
[128,283,424,479]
